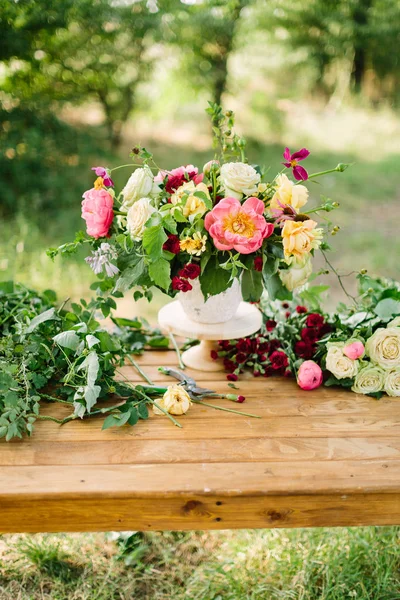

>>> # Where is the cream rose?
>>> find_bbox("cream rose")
[220,162,260,198]
[153,385,192,416]
[171,181,210,220]
[126,197,155,241]
[365,327,400,370]
[384,368,400,397]
[279,256,312,291]
[282,219,323,262]
[270,174,309,211]
[326,343,359,380]
[352,364,385,395]
[388,316,400,328]
[122,166,158,208]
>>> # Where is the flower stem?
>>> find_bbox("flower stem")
[191,399,260,418]
[169,333,185,370]
[150,399,183,428]
[127,355,154,385]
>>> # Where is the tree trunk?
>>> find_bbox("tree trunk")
[351,0,372,92]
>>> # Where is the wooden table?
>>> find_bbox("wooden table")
[1,349,400,533]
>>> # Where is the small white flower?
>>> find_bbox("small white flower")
[85,243,119,277]
[126,197,156,241]
[326,343,359,380]
[121,166,158,208]
[220,162,260,198]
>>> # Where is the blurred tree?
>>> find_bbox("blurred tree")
[166,0,251,105]
[264,0,400,100]
[2,0,159,148]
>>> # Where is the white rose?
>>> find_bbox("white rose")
[220,162,260,198]
[126,197,155,241]
[270,174,308,211]
[388,316,400,328]
[326,343,359,380]
[365,327,400,370]
[122,166,156,207]
[352,364,385,395]
[279,256,312,292]
[153,385,192,416]
[384,367,400,396]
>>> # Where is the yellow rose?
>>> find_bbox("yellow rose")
[352,364,385,395]
[171,181,209,220]
[153,385,192,416]
[384,368,400,397]
[270,174,308,211]
[180,232,207,255]
[365,327,400,370]
[281,219,322,261]
[326,343,359,380]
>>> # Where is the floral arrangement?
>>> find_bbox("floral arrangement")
[213,274,400,398]
[51,104,348,303]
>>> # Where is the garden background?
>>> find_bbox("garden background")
[1,0,400,598]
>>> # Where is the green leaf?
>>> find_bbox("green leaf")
[162,214,178,235]
[102,410,131,430]
[263,255,279,278]
[86,335,100,349]
[374,298,400,321]
[26,308,58,333]
[97,331,121,353]
[143,225,167,259]
[138,403,149,420]
[53,330,80,351]
[148,258,171,291]
[264,272,292,301]
[200,256,233,299]
[114,258,145,293]
[241,269,263,302]
[111,317,142,329]
[84,384,101,412]
[78,351,99,386]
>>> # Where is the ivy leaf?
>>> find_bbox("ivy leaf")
[241,269,263,302]
[78,351,99,386]
[143,225,167,259]
[148,258,171,291]
[26,308,58,333]
[162,213,178,235]
[374,298,400,321]
[86,335,100,349]
[84,385,101,412]
[53,330,80,351]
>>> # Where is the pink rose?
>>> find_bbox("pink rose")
[297,360,323,391]
[343,341,365,360]
[204,197,273,254]
[81,188,114,238]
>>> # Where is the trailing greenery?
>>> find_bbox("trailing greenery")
[0,281,169,440]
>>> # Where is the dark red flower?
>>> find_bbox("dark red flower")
[254,256,263,272]
[179,263,201,280]
[171,276,192,292]
[237,395,246,403]
[165,174,186,194]
[285,311,291,319]
[227,373,238,382]
[223,358,237,371]
[318,323,332,338]
[236,338,252,353]
[301,327,319,344]
[269,339,281,352]
[163,234,180,254]
[306,313,325,329]
[210,350,218,360]
[270,350,289,370]
[236,352,247,363]
[296,305,308,314]
[253,371,261,377]
[266,319,276,332]
[263,366,275,377]
[284,369,292,377]
[294,341,315,359]
[258,342,270,354]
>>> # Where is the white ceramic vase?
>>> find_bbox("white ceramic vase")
[178,278,242,324]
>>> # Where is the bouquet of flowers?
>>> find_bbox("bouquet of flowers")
[214,274,400,398]
[51,104,347,306]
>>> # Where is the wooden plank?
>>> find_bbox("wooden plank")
[2,493,400,533]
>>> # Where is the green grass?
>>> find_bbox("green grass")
[0,527,399,599]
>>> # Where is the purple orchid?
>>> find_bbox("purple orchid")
[91,166,114,187]
[271,199,298,226]
[282,147,310,181]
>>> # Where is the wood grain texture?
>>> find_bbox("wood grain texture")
[1,350,400,533]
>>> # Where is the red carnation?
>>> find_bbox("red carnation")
[269,339,281,352]
[263,366,275,377]
[179,263,201,280]
[270,350,289,370]
[253,371,261,377]
[306,313,325,328]
[165,174,186,194]
[220,340,234,351]
[227,373,238,382]
[294,341,315,359]
[301,327,319,344]
[236,352,247,363]
[171,276,192,292]
[296,305,307,314]
[258,341,270,354]
[318,323,332,338]
[163,234,180,254]
[223,358,237,371]
[237,395,246,403]
[266,319,276,332]
[284,369,292,377]
[254,256,263,272]
[210,350,218,360]
[237,338,252,353]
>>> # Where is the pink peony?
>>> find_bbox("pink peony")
[81,188,114,238]
[343,341,365,360]
[204,197,273,254]
[297,360,323,390]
